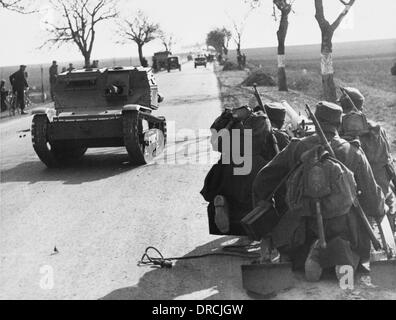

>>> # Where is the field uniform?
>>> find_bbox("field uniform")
[9,66,28,113]
[339,87,395,229]
[201,105,290,236]
[253,102,385,274]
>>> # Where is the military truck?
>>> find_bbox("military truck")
[31,66,167,168]
[152,51,172,72]
[167,56,182,72]
[194,56,207,69]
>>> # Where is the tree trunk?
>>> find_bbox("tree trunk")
[320,30,337,102]
[237,44,242,69]
[84,54,91,69]
[276,9,290,92]
[138,44,145,66]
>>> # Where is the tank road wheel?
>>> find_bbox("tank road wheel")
[31,114,59,168]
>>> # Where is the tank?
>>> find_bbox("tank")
[31,66,167,168]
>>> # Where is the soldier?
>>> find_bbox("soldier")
[252,102,386,282]
[49,61,58,101]
[9,65,29,115]
[67,63,75,72]
[338,87,396,231]
[1,80,8,112]
[201,104,290,237]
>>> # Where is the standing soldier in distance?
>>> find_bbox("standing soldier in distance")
[9,65,29,115]
[339,87,396,231]
[49,61,58,101]
[1,80,8,112]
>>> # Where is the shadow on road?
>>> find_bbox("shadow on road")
[100,237,254,300]
[1,151,139,185]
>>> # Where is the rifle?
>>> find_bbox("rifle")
[253,84,280,155]
[306,104,382,251]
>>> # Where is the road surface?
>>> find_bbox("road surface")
[0,62,253,300]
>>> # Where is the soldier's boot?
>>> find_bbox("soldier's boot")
[214,195,230,234]
[305,240,323,282]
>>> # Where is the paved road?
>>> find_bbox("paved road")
[0,62,253,300]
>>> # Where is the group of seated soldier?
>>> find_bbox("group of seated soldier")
[201,87,395,282]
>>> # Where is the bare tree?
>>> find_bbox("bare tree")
[0,0,35,13]
[249,0,293,91]
[315,0,355,102]
[159,31,175,53]
[43,0,118,68]
[119,11,161,67]
[227,8,253,59]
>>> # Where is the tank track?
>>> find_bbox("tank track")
[32,114,87,168]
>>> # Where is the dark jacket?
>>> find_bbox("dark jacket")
[49,65,58,84]
[9,70,28,92]
[201,110,290,235]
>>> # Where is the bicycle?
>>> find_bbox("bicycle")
[6,91,19,117]
[6,89,31,116]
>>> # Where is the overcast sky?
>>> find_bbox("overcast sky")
[0,0,395,67]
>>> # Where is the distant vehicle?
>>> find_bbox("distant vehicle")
[167,56,181,72]
[187,54,193,61]
[194,56,207,69]
[152,51,172,72]
[206,54,215,63]
[31,66,167,168]
[391,63,396,76]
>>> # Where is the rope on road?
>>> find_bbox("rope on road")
[138,246,261,269]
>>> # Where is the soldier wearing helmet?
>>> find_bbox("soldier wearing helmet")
[339,87,395,231]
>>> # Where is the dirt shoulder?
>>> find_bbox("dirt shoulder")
[215,65,317,114]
